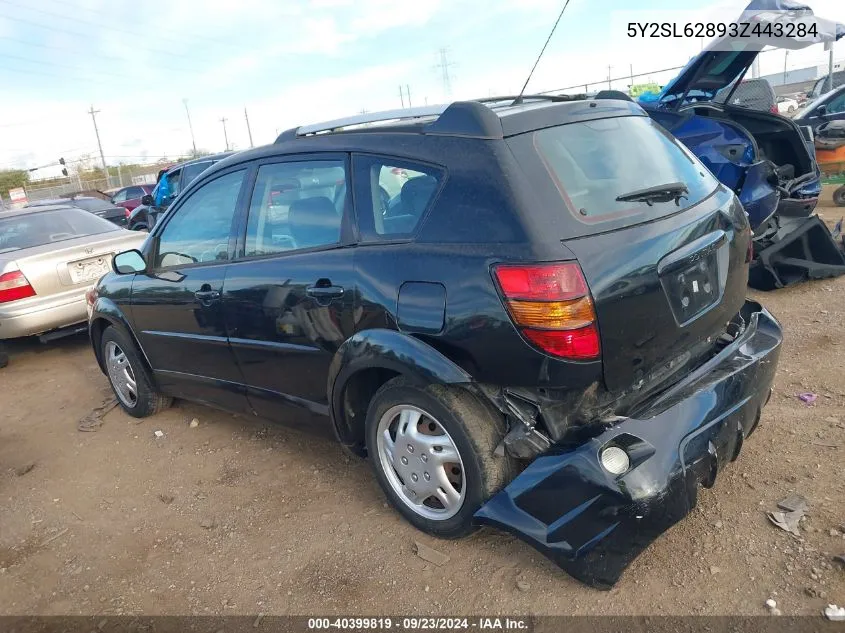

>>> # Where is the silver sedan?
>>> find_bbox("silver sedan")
[0,205,147,341]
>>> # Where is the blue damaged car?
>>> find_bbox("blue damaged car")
[636,0,845,289]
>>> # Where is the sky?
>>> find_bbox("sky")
[1,0,845,179]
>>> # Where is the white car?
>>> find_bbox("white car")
[777,96,799,115]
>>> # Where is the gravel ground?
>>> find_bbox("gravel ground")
[0,201,843,617]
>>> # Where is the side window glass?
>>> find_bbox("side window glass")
[356,156,442,238]
[155,170,245,268]
[181,162,211,189]
[245,160,345,256]
[827,94,845,114]
[112,190,127,203]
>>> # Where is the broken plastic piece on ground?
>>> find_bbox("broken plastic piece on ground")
[768,508,804,535]
[77,396,118,432]
[413,541,450,567]
[777,493,808,513]
[824,605,845,621]
[749,216,845,291]
[797,392,818,404]
[153,430,165,439]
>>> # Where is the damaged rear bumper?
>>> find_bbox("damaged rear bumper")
[474,300,782,589]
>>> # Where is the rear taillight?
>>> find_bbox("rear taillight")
[125,207,131,218]
[493,262,600,360]
[770,105,779,114]
[0,270,36,304]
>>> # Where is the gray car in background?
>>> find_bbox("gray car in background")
[0,205,146,344]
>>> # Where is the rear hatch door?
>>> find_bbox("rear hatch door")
[507,112,751,394]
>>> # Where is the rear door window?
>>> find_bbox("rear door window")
[509,115,719,232]
[352,155,443,240]
[244,159,347,256]
[181,161,212,189]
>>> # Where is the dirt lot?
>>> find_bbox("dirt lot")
[1,204,844,618]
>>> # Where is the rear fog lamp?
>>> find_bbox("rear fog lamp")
[600,446,630,476]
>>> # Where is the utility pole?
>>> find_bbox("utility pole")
[220,117,229,151]
[629,64,634,89]
[406,84,412,108]
[434,48,454,97]
[244,107,254,148]
[607,65,612,90]
[87,105,107,179]
[398,85,405,108]
[783,50,789,86]
[183,99,197,156]
[828,42,835,93]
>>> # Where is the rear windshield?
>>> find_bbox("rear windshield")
[0,208,119,253]
[72,198,116,212]
[513,115,719,229]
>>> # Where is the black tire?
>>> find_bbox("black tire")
[365,376,515,539]
[833,185,845,208]
[100,325,171,418]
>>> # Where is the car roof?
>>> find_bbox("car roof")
[270,97,645,144]
[1,204,77,218]
[165,151,236,174]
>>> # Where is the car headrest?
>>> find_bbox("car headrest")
[400,175,438,217]
[288,196,341,248]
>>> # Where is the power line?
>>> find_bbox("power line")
[0,33,201,74]
[0,52,134,81]
[37,0,243,50]
[0,63,110,85]
[0,12,210,71]
[0,0,215,55]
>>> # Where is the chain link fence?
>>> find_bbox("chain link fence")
[22,165,162,203]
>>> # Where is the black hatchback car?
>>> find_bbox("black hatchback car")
[88,97,782,588]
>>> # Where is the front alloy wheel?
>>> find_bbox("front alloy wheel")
[105,340,137,408]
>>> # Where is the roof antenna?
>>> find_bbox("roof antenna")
[513,0,572,106]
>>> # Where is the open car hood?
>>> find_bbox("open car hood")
[643,0,844,109]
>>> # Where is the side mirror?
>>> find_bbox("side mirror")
[113,250,147,275]
[140,194,154,206]
[817,104,828,116]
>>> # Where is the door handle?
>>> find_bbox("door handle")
[194,289,220,302]
[306,284,344,300]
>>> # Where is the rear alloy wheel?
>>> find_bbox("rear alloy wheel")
[365,376,514,538]
[376,405,467,520]
[833,185,845,208]
[100,326,171,418]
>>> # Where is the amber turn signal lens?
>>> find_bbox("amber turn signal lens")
[506,296,595,330]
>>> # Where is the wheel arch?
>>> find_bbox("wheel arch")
[89,298,150,376]
[328,328,474,456]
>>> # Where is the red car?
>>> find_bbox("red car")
[109,185,154,218]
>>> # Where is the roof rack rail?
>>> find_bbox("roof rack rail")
[476,93,587,105]
[274,101,505,143]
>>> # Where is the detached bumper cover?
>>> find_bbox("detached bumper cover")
[475,301,782,589]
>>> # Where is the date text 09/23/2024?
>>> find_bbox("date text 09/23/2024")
[307,618,530,630]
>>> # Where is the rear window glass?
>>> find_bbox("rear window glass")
[524,116,718,226]
[72,198,115,212]
[0,208,119,253]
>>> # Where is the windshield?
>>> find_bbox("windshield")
[0,208,119,253]
[515,116,719,228]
